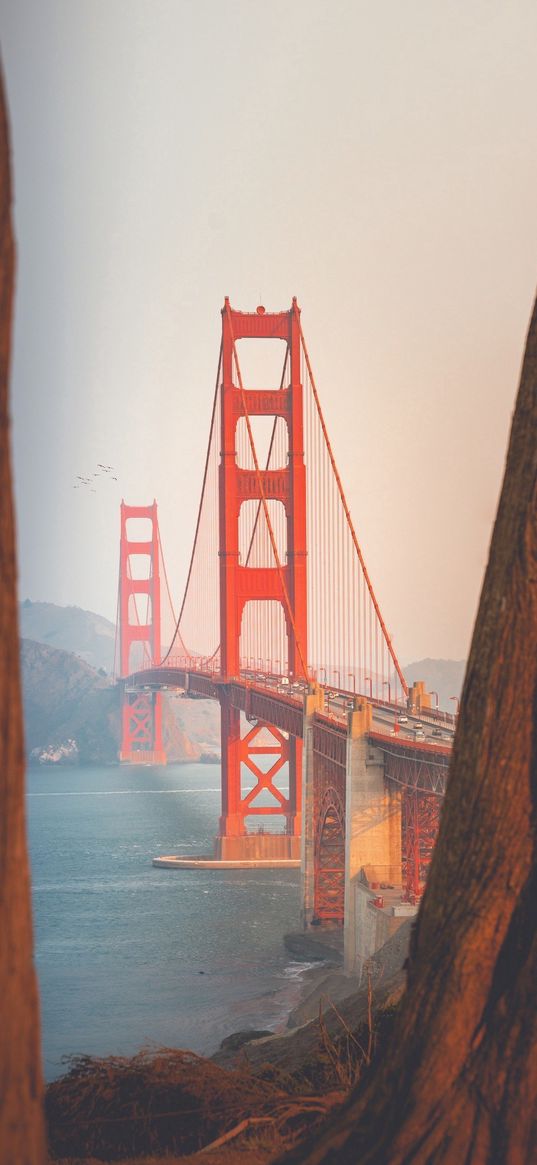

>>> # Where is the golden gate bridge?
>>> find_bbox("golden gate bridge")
[112,299,454,971]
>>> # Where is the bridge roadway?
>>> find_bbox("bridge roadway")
[126,663,454,759]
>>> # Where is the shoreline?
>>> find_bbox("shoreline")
[212,928,358,1060]
[212,920,412,1065]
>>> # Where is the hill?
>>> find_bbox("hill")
[19,599,116,674]
[21,639,118,763]
[403,658,466,711]
[20,638,220,765]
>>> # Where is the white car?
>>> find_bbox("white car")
[398,715,408,724]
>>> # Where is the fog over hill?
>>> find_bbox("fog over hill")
[21,639,118,764]
[19,599,116,674]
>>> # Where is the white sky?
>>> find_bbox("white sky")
[1,0,536,663]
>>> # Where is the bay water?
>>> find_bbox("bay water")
[26,763,304,1081]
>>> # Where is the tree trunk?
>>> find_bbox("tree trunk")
[283,299,537,1165]
[0,65,47,1164]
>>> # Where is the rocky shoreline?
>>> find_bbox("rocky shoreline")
[211,920,412,1072]
[45,923,412,1162]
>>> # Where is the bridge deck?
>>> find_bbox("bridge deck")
[124,666,454,762]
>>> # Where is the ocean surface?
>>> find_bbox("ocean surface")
[26,763,304,1082]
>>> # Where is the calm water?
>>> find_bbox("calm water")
[26,763,303,1081]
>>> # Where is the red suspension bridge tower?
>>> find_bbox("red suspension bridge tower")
[216,299,307,859]
[118,501,166,765]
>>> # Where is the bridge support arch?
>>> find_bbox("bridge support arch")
[314,786,346,924]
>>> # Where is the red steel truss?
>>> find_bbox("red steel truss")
[401,789,442,903]
[312,719,346,924]
[381,742,448,900]
[119,501,165,764]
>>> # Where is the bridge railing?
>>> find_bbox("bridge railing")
[129,657,457,728]
[411,705,457,727]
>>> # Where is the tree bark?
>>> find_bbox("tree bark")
[283,299,537,1165]
[0,65,47,1164]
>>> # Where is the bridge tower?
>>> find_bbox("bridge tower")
[119,501,166,764]
[217,299,307,860]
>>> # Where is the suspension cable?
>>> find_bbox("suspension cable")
[113,557,121,681]
[298,317,408,697]
[157,521,178,627]
[158,343,223,665]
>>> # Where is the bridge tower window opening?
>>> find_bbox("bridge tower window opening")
[125,516,153,543]
[127,593,152,627]
[234,335,289,391]
[239,593,289,679]
[126,553,152,581]
[235,415,289,473]
[238,499,287,571]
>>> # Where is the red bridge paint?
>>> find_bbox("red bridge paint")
[118,300,454,897]
[218,300,306,845]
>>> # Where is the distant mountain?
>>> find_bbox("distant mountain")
[18,600,222,761]
[403,658,466,711]
[19,600,116,674]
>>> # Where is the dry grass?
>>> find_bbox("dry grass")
[46,980,402,1163]
[46,1047,342,1163]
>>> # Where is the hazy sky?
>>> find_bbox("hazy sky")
[1,1,536,664]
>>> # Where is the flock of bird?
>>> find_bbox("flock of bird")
[73,464,118,493]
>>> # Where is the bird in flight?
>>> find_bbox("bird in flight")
[74,463,118,491]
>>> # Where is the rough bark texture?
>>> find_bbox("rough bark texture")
[0,67,47,1163]
[282,300,537,1165]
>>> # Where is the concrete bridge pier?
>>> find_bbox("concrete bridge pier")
[301,691,408,976]
[344,701,404,975]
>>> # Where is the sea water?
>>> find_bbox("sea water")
[26,763,305,1081]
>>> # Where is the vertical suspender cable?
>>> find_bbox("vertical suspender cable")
[299,324,408,698]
